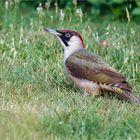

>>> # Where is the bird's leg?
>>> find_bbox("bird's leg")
[83,90,90,96]
[91,84,100,95]
[83,82,101,96]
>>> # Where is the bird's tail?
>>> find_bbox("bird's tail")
[118,90,140,104]
[100,84,140,104]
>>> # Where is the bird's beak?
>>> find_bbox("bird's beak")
[43,28,61,36]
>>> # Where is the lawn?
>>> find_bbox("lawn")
[0,2,140,140]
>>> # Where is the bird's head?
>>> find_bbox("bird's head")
[44,28,85,60]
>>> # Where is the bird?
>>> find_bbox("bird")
[44,28,140,104]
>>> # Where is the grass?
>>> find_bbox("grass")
[0,2,140,140]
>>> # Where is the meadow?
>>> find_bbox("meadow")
[0,2,140,140]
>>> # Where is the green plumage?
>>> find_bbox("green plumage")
[65,50,140,104]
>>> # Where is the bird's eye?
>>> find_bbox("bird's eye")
[65,33,71,38]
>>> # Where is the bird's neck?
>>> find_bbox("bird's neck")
[64,44,84,62]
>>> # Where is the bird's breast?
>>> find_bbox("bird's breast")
[69,75,99,94]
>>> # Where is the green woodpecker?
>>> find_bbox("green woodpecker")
[44,28,140,104]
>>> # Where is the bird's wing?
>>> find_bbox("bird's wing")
[65,50,131,91]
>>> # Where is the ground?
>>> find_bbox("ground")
[0,3,140,140]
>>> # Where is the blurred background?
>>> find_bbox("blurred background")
[1,0,140,22]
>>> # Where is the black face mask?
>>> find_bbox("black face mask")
[58,31,73,47]
[59,35,69,47]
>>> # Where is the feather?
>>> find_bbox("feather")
[65,50,140,103]
[65,50,127,86]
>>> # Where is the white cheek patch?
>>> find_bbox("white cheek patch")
[68,36,83,47]
[64,36,84,61]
